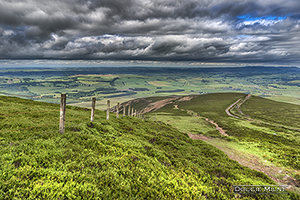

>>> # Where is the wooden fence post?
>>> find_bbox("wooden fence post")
[107,100,110,120]
[131,107,134,116]
[116,102,119,119]
[59,94,66,134]
[91,98,96,122]
[128,106,131,116]
[123,106,125,117]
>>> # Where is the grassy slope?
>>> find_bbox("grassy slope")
[136,93,300,194]
[143,93,300,169]
[0,96,297,199]
[241,95,300,129]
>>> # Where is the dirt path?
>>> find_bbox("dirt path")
[225,98,242,118]
[184,108,228,137]
[187,133,300,193]
[126,94,300,192]
[225,94,300,132]
[187,133,210,140]
[225,94,251,119]
[205,118,228,136]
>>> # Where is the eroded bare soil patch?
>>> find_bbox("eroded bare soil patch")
[140,97,180,114]
[205,118,228,136]
[177,96,194,102]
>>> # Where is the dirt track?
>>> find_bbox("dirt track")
[188,133,300,192]
[188,95,300,192]
[225,94,300,132]
[123,94,300,191]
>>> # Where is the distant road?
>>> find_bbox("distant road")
[225,94,251,119]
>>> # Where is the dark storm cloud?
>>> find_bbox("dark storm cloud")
[0,0,300,64]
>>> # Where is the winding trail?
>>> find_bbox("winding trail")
[225,94,251,119]
[205,118,228,136]
[225,99,242,118]
[124,94,300,192]
[187,133,300,191]
[225,94,300,132]
[186,94,300,192]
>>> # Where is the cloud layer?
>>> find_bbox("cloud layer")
[0,0,300,64]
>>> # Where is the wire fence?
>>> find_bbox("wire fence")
[0,93,144,147]
[0,91,99,103]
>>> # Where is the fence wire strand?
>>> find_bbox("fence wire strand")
[0,91,100,102]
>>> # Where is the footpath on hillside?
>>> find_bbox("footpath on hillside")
[185,95,300,193]
[226,94,300,132]
[126,94,300,193]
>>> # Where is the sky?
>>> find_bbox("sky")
[0,0,300,66]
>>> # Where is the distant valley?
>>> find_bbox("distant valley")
[1,66,300,110]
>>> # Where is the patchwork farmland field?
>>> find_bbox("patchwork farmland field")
[2,66,300,110]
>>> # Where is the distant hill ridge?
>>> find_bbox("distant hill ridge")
[1,66,300,78]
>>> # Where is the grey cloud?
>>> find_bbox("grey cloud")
[0,0,300,64]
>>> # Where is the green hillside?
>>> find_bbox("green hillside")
[129,93,300,170]
[0,96,299,199]
[123,93,300,196]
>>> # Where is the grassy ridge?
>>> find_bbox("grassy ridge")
[0,96,297,199]
[133,93,300,195]
[241,95,300,129]
[143,93,300,170]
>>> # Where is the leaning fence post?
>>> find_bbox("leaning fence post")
[59,94,66,134]
[91,98,96,122]
[107,100,110,120]
[116,102,120,119]
[123,106,125,117]
[128,106,131,116]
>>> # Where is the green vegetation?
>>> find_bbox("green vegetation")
[1,96,298,199]
[127,93,300,195]
[241,96,300,129]
[142,93,300,169]
[150,113,216,136]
